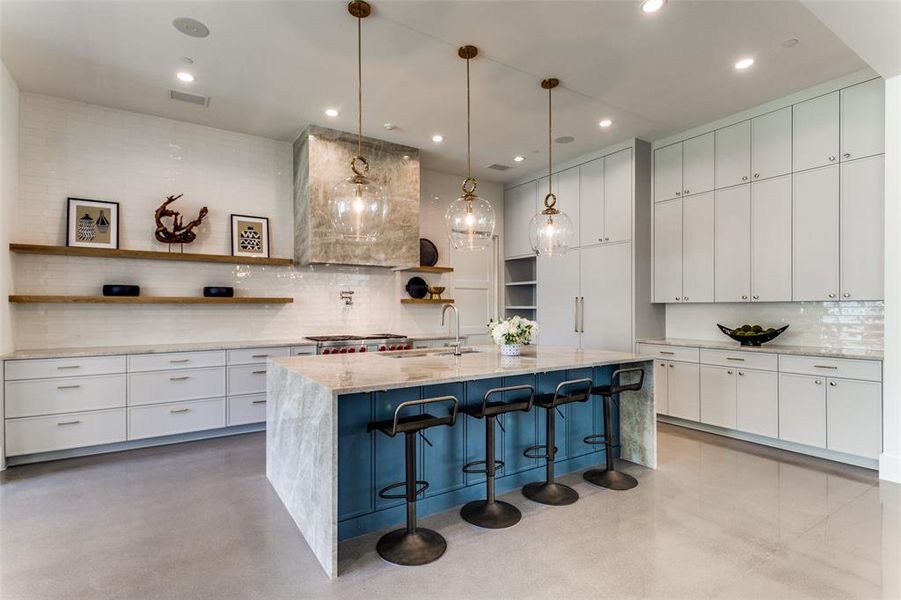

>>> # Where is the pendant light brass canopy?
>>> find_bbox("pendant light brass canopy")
[329,0,389,242]
[529,77,574,256]
[445,45,496,251]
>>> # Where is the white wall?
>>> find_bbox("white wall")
[12,94,501,349]
[1,63,18,353]
[882,74,900,482]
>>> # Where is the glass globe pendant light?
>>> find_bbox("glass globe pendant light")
[445,45,496,251]
[529,78,574,256]
[329,0,388,242]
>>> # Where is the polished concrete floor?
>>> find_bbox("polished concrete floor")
[1,423,898,599]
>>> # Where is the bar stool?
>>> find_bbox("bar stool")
[583,367,645,490]
[460,384,536,529]
[367,395,460,566]
[521,377,593,506]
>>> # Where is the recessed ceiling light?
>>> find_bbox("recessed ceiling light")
[599,119,613,128]
[554,136,575,144]
[383,122,396,130]
[432,134,444,143]
[640,0,665,13]
[324,108,339,117]
[180,56,194,65]
[513,155,525,162]
[172,17,210,38]
[176,72,195,83]
[734,57,755,70]
[782,38,799,48]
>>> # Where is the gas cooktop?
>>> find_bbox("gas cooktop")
[305,333,406,342]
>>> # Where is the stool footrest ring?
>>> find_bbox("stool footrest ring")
[523,443,558,460]
[377,480,430,500]
[583,433,609,446]
[462,459,506,475]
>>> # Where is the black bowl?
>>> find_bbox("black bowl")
[419,238,439,267]
[718,323,789,347]
[405,276,428,299]
[102,284,140,297]
[204,286,235,298]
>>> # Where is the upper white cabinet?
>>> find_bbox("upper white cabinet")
[503,181,537,258]
[654,143,682,202]
[750,175,792,302]
[553,167,581,247]
[579,158,604,246]
[841,155,885,300]
[682,133,715,196]
[793,91,840,172]
[751,107,792,181]
[714,185,751,302]
[715,121,751,189]
[681,192,714,303]
[841,78,885,162]
[603,148,633,243]
[793,165,840,301]
[653,198,683,303]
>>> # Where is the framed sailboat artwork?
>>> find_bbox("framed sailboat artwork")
[66,197,120,249]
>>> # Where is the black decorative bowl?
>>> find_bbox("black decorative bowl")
[718,323,789,347]
[405,276,428,299]
[102,284,140,297]
[204,286,235,298]
[419,238,439,267]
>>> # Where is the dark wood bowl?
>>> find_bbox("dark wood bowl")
[717,324,789,346]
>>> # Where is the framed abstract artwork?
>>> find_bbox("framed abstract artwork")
[230,214,270,258]
[67,197,120,249]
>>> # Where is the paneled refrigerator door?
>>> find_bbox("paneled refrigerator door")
[580,242,631,352]
[536,249,581,346]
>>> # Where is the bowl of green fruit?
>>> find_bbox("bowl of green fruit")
[717,323,789,346]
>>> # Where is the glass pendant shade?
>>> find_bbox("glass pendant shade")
[329,169,388,242]
[528,204,574,256]
[446,189,496,250]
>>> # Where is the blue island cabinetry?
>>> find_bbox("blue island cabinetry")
[337,366,617,540]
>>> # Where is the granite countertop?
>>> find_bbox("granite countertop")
[269,345,652,394]
[637,338,884,361]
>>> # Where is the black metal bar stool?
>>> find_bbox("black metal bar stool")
[460,384,536,529]
[583,367,645,490]
[367,395,460,566]
[521,377,593,506]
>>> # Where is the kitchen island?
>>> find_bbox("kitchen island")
[266,345,656,578]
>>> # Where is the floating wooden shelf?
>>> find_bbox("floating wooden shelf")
[396,265,454,273]
[505,305,537,310]
[400,298,454,305]
[9,243,294,267]
[505,281,537,286]
[9,295,293,305]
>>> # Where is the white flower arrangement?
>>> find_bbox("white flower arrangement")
[487,316,538,346]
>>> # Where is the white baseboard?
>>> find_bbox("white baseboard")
[879,452,901,483]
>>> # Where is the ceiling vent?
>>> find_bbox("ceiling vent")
[486,163,511,171]
[169,89,210,107]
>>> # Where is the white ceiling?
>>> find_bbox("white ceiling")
[0,1,870,183]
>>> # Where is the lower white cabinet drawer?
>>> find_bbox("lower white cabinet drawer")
[228,364,269,396]
[227,347,290,365]
[778,355,881,381]
[228,394,267,426]
[637,344,700,363]
[128,367,225,406]
[700,349,777,371]
[291,345,316,356]
[5,374,126,418]
[127,398,226,440]
[127,351,226,373]
[5,409,126,456]
[5,355,126,381]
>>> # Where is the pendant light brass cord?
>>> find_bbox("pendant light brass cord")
[547,84,552,199]
[357,12,362,158]
[466,54,471,180]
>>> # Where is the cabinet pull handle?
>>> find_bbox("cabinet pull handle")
[57,384,81,390]
[752,295,759,300]
[659,362,666,367]
[251,354,269,358]
[574,297,579,332]
[683,296,689,301]
[842,153,850,159]
[170,376,191,381]
[170,359,190,364]
[815,380,822,385]
[814,365,838,370]
[738,372,744,376]
[57,365,81,370]
[253,370,267,375]
[829,381,837,387]
[57,420,81,426]
[170,408,191,414]
[669,364,674,368]
[675,191,681,196]
[675,296,681,302]
[726,357,745,362]
[598,237,604,242]
[828,293,836,298]
[684,189,690,194]
[659,351,675,355]
[828,156,836,161]
[753,173,760,178]
[727,370,733,375]
[741,175,748,181]
[842,293,850,298]
[741,295,748,300]
[252,399,267,405]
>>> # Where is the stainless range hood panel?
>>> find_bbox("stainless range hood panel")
[293,125,420,267]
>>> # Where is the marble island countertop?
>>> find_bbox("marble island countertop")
[269,345,652,394]
[637,338,884,361]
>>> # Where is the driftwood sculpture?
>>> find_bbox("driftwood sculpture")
[154,194,209,244]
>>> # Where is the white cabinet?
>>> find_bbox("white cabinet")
[5,408,126,456]
[579,158,604,246]
[227,346,290,365]
[128,367,226,406]
[841,78,885,162]
[700,365,737,428]
[682,133,715,196]
[603,148,632,243]
[826,378,882,459]
[841,155,885,300]
[654,360,669,415]
[751,107,792,181]
[751,174,792,302]
[736,369,779,438]
[715,121,751,189]
[504,181,537,258]
[778,373,827,448]
[580,242,631,352]
[653,198,683,303]
[553,167,581,246]
[667,361,700,421]
[681,192,714,303]
[793,165,840,301]
[127,398,226,441]
[654,143,682,202]
[536,249,580,346]
[714,185,751,302]
[793,91,840,172]
[228,394,268,426]
[5,374,126,418]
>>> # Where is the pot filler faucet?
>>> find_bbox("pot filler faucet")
[441,303,462,356]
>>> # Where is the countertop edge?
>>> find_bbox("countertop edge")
[636,338,884,361]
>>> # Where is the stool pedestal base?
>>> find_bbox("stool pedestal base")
[521,481,579,506]
[460,499,522,529]
[376,528,447,566]
[583,467,638,490]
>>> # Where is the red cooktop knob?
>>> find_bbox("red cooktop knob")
[321,348,330,355]
[359,347,367,352]
[348,347,356,353]
[379,345,387,351]
[404,344,412,350]
[339,347,348,354]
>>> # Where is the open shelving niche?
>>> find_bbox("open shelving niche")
[504,256,537,319]
[396,265,455,305]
